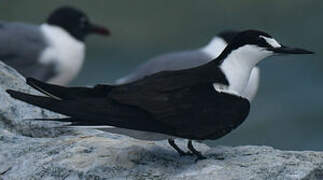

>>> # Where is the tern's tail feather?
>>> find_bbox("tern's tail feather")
[26,77,113,100]
[6,89,99,117]
[6,88,172,134]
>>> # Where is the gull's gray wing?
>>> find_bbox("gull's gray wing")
[0,21,56,80]
[116,50,212,84]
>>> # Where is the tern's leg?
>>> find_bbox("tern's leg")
[168,139,192,156]
[187,140,206,160]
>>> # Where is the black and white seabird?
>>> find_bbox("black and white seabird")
[7,30,313,160]
[105,30,259,152]
[0,6,110,85]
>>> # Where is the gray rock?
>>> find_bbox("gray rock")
[1,61,323,180]
[0,61,86,138]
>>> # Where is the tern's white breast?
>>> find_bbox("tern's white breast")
[216,45,271,96]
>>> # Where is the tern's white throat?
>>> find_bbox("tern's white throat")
[218,45,273,94]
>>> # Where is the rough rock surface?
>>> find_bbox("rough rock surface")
[1,61,323,180]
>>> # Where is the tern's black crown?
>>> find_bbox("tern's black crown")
[229,30,273,49]
[216,30,274,63]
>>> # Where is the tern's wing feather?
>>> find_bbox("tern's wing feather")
[114,68,249,139]
[26,77,114,100]
[113,82,250,139]
[110,65,228,114]
[7,77,249,140]
[6,89,175,135]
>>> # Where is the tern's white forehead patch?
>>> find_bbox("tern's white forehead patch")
[260,35,282,48]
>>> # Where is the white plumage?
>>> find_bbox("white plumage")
[39,24,85,85]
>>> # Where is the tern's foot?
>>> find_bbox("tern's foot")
[168,139,191,157]
[187,140,207,161]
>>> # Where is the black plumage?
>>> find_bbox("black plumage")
[7,62,250,140]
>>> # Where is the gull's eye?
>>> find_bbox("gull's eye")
[79,17,88,28]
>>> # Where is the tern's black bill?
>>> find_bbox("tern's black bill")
[270,46,314,54]
[88,23,110,36]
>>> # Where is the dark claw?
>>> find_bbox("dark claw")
[180,151,194,156]
[195,155,207,162]
[187,140,207,161]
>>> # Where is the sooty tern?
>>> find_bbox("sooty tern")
[0,6,110,85]
[7,30,313,160]
[112,30,260,154]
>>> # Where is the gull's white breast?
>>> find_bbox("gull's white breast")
[39,24,85,85]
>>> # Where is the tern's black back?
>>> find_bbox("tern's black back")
[100,63,249,139]
[7,62,250,140]
[109,63,228,106]
[110,75,250,140]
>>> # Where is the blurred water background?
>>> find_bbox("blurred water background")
[1,0,322,151]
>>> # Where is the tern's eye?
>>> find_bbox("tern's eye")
[256,36,269,47]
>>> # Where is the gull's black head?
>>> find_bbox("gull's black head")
[47,6,110,41]
[225,30,314,55]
